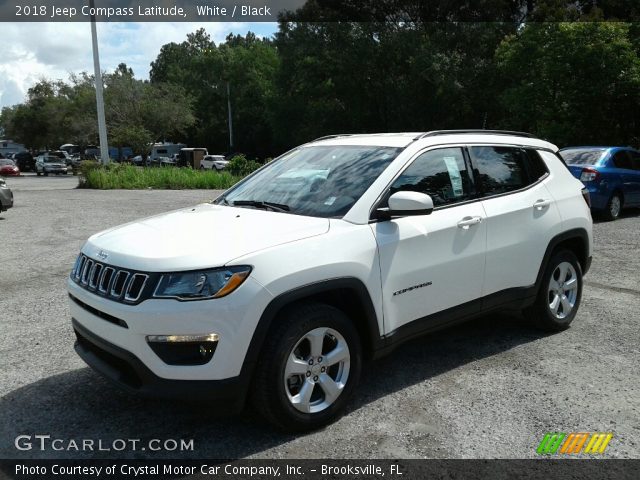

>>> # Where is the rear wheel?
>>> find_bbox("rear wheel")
[603,193,622,221]
[251,303,361,432]
[524,249,583,331]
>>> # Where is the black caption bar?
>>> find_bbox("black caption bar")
[0,0,305,22]
[2,0,640,22]
[1,460,640,480]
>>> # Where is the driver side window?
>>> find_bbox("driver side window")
[389,147,473,207]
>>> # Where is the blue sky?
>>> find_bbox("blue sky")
[0,22,278,110]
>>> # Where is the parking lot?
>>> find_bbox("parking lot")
[0,173,638,459]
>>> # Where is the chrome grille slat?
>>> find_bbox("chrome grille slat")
[124,273,148,302]
[71,254,149,304]
[89,264,103,289]
[98,267,115,294]
[81,259,94,285]
[110,271,130,298]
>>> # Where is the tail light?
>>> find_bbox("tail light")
[580,167,599,182]
[581,187,591,208]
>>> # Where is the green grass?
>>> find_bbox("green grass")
[79,165,242,190]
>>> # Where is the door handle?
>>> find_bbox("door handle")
[533,199,551,210]
[457,216,483,229]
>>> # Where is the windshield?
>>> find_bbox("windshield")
[560,148,607,165]
[45,157,64,163]
[0,159,14,166]
[218,145,401,218]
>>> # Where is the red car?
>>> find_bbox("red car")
[0,159,20,176]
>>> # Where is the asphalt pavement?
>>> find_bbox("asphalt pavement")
[0,174,638,459]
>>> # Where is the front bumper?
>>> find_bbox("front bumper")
[73,319,247,407]
[0,189,13,210]
[45,166,68,173]
[68,275,273,400]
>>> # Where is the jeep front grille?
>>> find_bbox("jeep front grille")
[71,254,150,304]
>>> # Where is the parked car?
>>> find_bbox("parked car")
[560,146,640,220]
[13,152,35,172]
[149,156,176,167]
[200,155,229,171]
[0,177,13,212]
[0,159,20,176]
[69,130,592,432]
[35,153,68,176]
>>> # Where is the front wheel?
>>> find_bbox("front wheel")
[251,303,361,432]
[524,249,583,331]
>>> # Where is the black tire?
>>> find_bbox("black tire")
[524,249,583,332]
[44,172,48,176]
[251,302,362,432]
[36,171,41,176]
[602,193,622,221]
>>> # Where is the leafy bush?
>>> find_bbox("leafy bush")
[79,164,242,190]
[226,154,262,177]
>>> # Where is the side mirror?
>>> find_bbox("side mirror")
[376,191,434,220]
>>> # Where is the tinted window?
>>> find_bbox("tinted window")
[525,149,549,181]
[560,148,607,165]
[470,146,529,196]
[629,151,640,171]
[612,150,632,170]
[389,148,473,207]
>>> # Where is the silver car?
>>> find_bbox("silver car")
[0,178,13,212]
[35,154,68,176]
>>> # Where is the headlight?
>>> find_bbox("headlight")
[153,266,251,300]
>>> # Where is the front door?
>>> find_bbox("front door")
[372,147,487,335]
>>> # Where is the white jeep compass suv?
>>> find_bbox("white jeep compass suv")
[69,130,592,431]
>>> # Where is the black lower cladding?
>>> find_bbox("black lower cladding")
[72,319,248,408]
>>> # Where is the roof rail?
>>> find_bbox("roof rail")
[312,134,352,142]
[413,130,537,140]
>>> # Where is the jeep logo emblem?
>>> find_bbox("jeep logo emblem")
[97,250,109,261]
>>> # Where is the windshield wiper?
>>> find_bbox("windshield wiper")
[232,200,290,213]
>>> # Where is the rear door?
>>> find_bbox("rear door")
[469,146,562,299]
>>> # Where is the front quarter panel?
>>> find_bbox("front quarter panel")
[228,220,384,336]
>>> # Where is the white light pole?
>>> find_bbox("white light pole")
[227,80,234,152]
[90,0,109,165]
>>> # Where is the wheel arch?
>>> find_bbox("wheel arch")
[535,228,591,291]
[242,278,382,376]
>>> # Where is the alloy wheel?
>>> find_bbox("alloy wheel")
[284,327,350,414]
[547,261,578,319]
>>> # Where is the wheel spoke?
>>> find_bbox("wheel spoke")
[564,277,578,291]
[292,379,315,413]
[306,329,326,358]
[549,294,561,314]
[285,354,309,377]
[560,294,572,314]
[557,263,569,283]
[549,278,561,292]
[323,343,348,367]
[318,373,341,404]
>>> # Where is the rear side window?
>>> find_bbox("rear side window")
[629,151,640,171]
[612,150,633,170]
[389,147,473,207]
[469,146,530,196]
[524,149,549,181]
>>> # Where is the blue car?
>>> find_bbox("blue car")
[559,146,640,220]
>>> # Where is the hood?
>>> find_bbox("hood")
[83,203,330,271]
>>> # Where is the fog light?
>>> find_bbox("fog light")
[146,334,219,366]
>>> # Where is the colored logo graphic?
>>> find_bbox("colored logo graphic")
[537,432,613,455]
